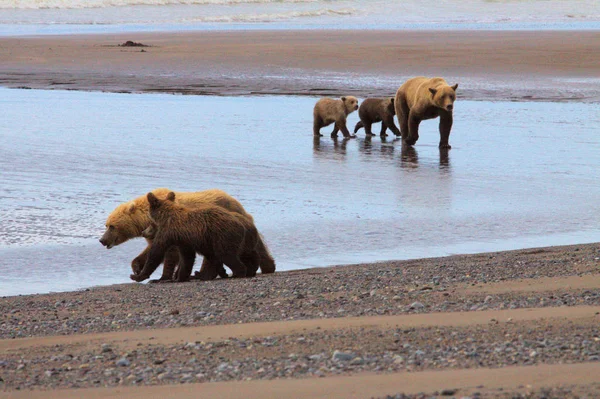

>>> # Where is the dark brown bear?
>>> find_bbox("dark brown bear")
[141,223,229,279]
[353,97,400,137]
[130,192,260,282]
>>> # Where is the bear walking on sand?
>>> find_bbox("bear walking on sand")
[394,77,458,149]
[353,97,400,137]
[313,96,359,138]
[99,188,275,282]
[130,192,260,282]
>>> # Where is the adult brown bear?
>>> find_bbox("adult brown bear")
[395,77,458,149]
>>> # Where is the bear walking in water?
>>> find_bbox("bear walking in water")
[99,188,275,282]
[131,192,260,283]
[354,97,400,137]
[394,77,458,149]
[313,96,359,138]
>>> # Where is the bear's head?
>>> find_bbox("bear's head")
[341,96,359,115]
[429,83,458,112]
[385,97,396,116]
[100,201,147,249]
[147,191,176,224]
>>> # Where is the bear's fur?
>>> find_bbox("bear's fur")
[130,192,260,282]
[99,188,275,282]
[353,97,400,137]
[394,77,458,149]
[141,223,229,279]
[313,96,359,138]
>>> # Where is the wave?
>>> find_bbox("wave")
[183,8,356,23]
[0,0,329,10]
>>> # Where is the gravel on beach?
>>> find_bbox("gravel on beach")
[1,243,599,339]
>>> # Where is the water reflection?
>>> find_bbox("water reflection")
[400,145,419,169]
[312,136,351,160]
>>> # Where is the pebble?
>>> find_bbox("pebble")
[331,350,355,362]
[409,302,425,310]
[115,358,130,367]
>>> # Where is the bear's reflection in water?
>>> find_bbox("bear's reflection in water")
[313,134,451,173]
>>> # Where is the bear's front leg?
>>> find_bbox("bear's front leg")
[130,242,151,275]
[438,112,453,149]
[131,241,168,282]
[337,120,355,139]
[174,246,196,282]
[384,114,401,137]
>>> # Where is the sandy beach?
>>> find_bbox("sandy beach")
[1,243,600,397]
[1,30,600,101]
[2,22,600,398]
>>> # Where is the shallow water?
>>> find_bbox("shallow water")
[1,89,599,296]
[0,0,599,35]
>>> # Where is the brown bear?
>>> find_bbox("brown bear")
[353,97,400,137]
[394,77,458,149]
[99,188,275,282]
[141,223,229,279]
[130,192,260,282]
[313,96,359,138]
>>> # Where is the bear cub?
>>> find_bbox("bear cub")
[313,96,359,138]
[353,97,400,137]
[141,223,229,280]
[131,192,260,282]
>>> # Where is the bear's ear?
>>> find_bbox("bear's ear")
[341,96,346,102]
[127,203,136,214]
[147,192,160,208]
[451,83,458,91]
[166,192,176,202]
[429,88,437,97]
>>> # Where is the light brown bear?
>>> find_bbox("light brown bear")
[313,96,359,138]
[99,188,275,282]
[353,97,401,137]
[394,77,458,149]
[130,192,260,282]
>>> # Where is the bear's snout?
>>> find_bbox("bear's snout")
[99,237,108,246]
[446,104,453,111]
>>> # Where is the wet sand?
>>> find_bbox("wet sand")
[1,30,600,101]
[1,243,600,397]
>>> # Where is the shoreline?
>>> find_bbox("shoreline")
[1,30,600,102]
[1,242,599,396]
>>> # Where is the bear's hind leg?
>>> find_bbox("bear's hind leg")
[313,117,324,137]
[354,120,364,134]
[223,255,248,278]
[397,95,410,141]
[241,251,260,278]
[406,113,421,146]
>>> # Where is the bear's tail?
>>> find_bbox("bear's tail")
[354,121,364,134]
[256,234,276,274]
